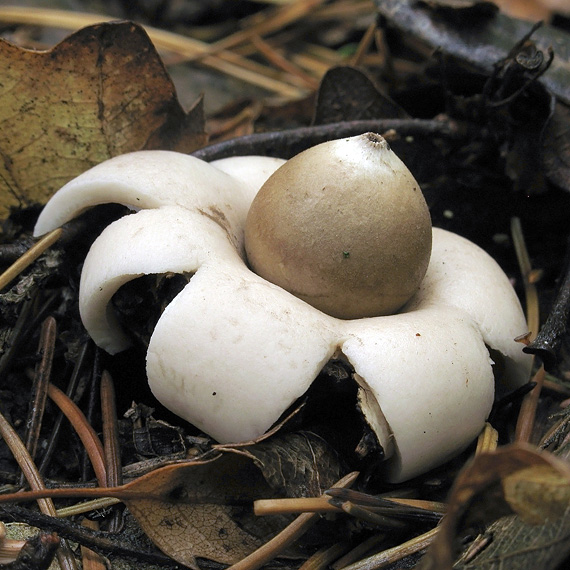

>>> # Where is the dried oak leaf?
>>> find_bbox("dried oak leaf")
[0,428,346,568]
[420,443,570,570]
[0,21,207,220]
[454,511,570,569]
[312,66,408,126]
[122,454,275,568]
[123,432,344,567]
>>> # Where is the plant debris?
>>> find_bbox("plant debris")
[0,22,207,219]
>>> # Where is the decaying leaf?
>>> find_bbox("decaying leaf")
[0,21,207,220]
[312,66,408,125]
[421,443,570,569]
[122,454,274,568]
[375,0,570,105]
[0,431,346,568]
[454,510,570,569]
[123,432,344,567]
[243,431,344,498]
[502,463,570,524]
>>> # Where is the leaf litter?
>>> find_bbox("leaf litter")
[0,21,207,219]
[1,2,570,570]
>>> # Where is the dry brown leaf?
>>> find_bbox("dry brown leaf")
[313,65,408,125]
[109,433,344,567]
[502,463,570,524]
[122,454,276,568]
[0,430,346,567]
[0,21,207,220]
[421,443,570,569]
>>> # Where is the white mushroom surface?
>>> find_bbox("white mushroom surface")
[34,147,532,482]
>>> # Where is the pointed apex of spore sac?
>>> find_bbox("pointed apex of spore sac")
[363,131,390,150]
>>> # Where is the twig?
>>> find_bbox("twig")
[254,495,446,516]
[101,370,122,488]
[475,422,499,455]
[331,534,388,570]
[0,229,61,292]
[23,317,57,467]
[81,519,107,570]
[0,410,78,570]
[100,370,123,532]
[332,499,407,529]
[324,489,446,516]
[0,298,35,378]
[191,118,472,161]
[46,383,107,486]
[39,342,91,475]
[299,541,352,570]
[205,0,326,54]
[254,496,336,515]
[0,7,307,98]
[515,365,547,443]
[0,504,179,567]
[511,217,539,340]
[511,216,545,443]
[250,34,319,89]
[338,527,439,570]
[226,471,359,570]
[350,20,377,66]
[56,497,122,518]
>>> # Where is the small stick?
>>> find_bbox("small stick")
[23,317,57,464]
[0,297,35,378]
[511,217,539,341]
[326,488,447,514]
[299,540,352,570]
[206,0,326,54]
[101,370,122,488]
[56,497,122,518]
[0,228,62,292]
[338,527,439,570]
[332,534,388,570]
[46,383,107,486]
[0,410,78,570]
[250,34,319,89]
[80,519,107,570]
[254,495,446,516]
[40,342,91,475]
[100,370,123,532]
[254,496,336,515]
[227,472,359,570]
[350,20,377,67]
[475,422,499,455]
[511,216,545,443]
[334,500,407,530]
[515,365,547,443]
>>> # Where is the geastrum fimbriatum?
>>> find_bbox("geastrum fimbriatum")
[34,133,532,482]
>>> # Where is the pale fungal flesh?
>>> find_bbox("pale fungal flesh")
[34,140,533,482]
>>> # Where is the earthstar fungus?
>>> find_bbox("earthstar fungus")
[34,134,532,482]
